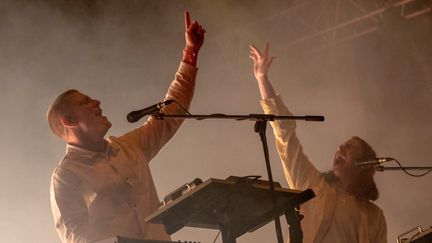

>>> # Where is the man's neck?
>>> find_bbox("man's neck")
[68,137,106,152]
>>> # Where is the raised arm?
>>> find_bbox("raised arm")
[249,43,276,99]
[182,11,205,67]
[250,43,325,191]
[118,11,206,161]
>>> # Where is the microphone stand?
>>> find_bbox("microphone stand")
[376,166,432,171]
[154,112,324,243]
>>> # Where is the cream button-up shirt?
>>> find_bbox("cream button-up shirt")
[50,62,197,243]
[261,95,387,243]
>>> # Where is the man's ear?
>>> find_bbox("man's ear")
[61,115,77,127]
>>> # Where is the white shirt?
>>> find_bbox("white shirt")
[323,190,360,243]
[261,95,387,243]
[50,62,197,243]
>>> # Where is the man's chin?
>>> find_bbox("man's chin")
[102,123,112,136]
[103,119,112,129]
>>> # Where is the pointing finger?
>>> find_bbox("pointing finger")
[184,11,191,29]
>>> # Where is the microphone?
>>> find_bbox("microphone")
[356,157,394,167]
[305,116,325,121]
[127,100,174,123]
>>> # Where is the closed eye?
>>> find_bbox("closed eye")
[79,96,91,105]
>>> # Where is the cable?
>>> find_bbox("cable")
[172,100,192,115]
[393,159,432,177]
[212,231,221,243]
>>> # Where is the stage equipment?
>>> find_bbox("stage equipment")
[356,157,394,167]
[145,176,315,243]
[127,100,174,123]
[115,237,199,243]
[95,237,198,243]
[373,158,432,177]
[159,178,203,208]
[137,105,323,243]
[397,226,432,243]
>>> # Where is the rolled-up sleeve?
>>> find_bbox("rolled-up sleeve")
[119,61,197,162]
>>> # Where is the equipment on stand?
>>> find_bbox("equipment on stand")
[152,111,323,243]
[129,102,323,243]
[95,237,199,243]
[145,176,315,243]
[115,237,199,243]
[397,226,432,243]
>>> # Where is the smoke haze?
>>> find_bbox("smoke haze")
[0,0,431,242]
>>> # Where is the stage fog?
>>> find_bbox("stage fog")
[0,0,431,242]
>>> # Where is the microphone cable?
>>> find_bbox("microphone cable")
[376,158,431,177]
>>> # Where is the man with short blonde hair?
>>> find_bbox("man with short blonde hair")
[48,12,205,243]
[47,89,79,140]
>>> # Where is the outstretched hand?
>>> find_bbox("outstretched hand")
[184,11,205,53]
[249,43,276,80]
[249,43,277,99]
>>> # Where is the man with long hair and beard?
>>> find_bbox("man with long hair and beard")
[249,43,387,243]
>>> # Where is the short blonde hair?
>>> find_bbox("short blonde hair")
[46,89,78,140]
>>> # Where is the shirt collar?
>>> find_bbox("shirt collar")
[66,140,116,159]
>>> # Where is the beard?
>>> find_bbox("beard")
[347,169,379,201]
[323,170,379,201]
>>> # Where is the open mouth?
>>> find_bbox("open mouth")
[334,152,346,165]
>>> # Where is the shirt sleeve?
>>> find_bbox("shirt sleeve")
[118,61,197,162]
[51,167,107,243]
[260,95,326,192]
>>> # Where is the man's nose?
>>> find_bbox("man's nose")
[92,99,101,106]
